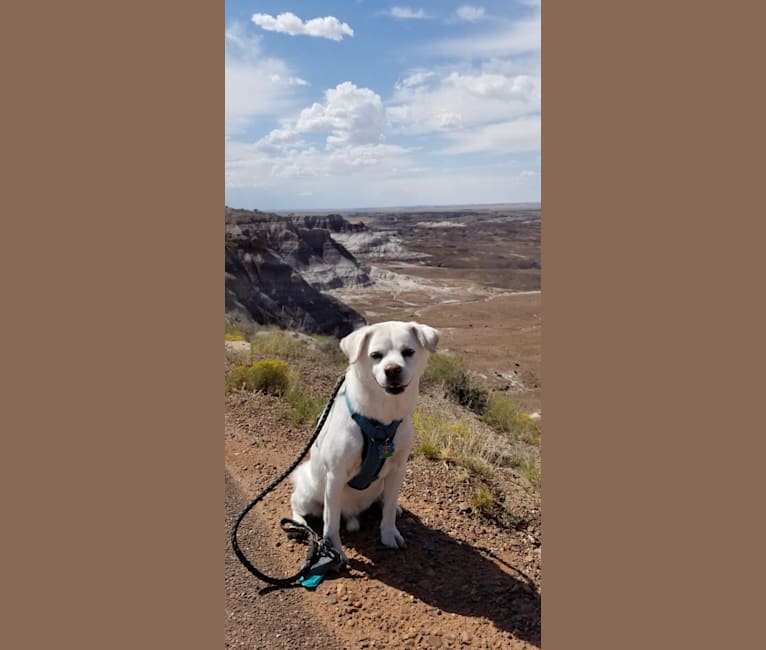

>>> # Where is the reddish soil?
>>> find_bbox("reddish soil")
[225,364,541,649]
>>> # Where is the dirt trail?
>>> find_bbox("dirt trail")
[225,380,541,649]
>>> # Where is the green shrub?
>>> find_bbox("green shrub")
[471,489,496,515]
[483,395,541,443]
[224,319,257,341]
[283,384,326,426]
[251,329,310,361]
[225,359,291,395]
[312,335,347,368]
[423,352,465,386]
[423,353,489,414]
[415,440,442,460]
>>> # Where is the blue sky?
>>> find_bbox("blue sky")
[225,1,540,210]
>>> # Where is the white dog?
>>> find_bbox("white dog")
[289,321,439,562]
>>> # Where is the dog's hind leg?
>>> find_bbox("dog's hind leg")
[289,464,321,525]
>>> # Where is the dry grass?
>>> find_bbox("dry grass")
[412,403,514,477]
[483,394,541,444]
[413,396,541,492]
[517,454,542,489]
[250,328,346,370]
[224,319,258,341]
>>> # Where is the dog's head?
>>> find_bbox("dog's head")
[340,321,440,395]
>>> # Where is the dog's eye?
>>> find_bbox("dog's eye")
[370,351,383,361]
[402,348,415,358]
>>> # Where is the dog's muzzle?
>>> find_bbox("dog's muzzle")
[383,383,408,395]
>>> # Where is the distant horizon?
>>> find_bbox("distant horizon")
[226,201,541,214]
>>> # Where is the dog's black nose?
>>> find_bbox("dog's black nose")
[384,364,402,379]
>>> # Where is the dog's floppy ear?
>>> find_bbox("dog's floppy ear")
[409,322,440,353]
[340,325,372,364]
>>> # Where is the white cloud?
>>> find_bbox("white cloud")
[226,140,411,186]
[428,13,540,57]
[291,82,388,147]
[227,158,539,208]
[455,5,486,22]
[440,118,541,155]
[388,7,429,20]
[395,70,436,89]
[270,73,308,86]
[251,12,354,41]
[444,71,537,100]
[388,67,540,134]
[225,23,308,136]
[226,80,415,193]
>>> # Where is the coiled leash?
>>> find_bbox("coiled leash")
[230,374,347,590]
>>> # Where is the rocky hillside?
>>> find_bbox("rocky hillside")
[225,207,369,337]
[286,213,368,235]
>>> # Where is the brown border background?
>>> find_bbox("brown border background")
[2,2,222,648]
[543,2,764,648]
[2,1,763,648]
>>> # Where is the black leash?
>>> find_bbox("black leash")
[230,374,346,588]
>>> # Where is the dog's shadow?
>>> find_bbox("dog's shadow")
[316,505,540,647]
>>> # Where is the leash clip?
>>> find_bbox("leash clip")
[298,539,345,589]
[378,440,395,459]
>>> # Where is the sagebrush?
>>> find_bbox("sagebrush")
[225,359,291,395]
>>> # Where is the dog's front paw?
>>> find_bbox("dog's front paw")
[380,526,406,549]
[324,536,348,564]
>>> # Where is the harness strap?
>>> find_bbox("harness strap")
[345,391,401,490]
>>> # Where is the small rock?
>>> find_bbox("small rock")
[461,631,473,645]
[425,635,443,648]
[326,595,338,605]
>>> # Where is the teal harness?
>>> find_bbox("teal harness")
[344,391,401,490]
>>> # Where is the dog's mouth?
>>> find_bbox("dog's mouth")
[383,383,408,395]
